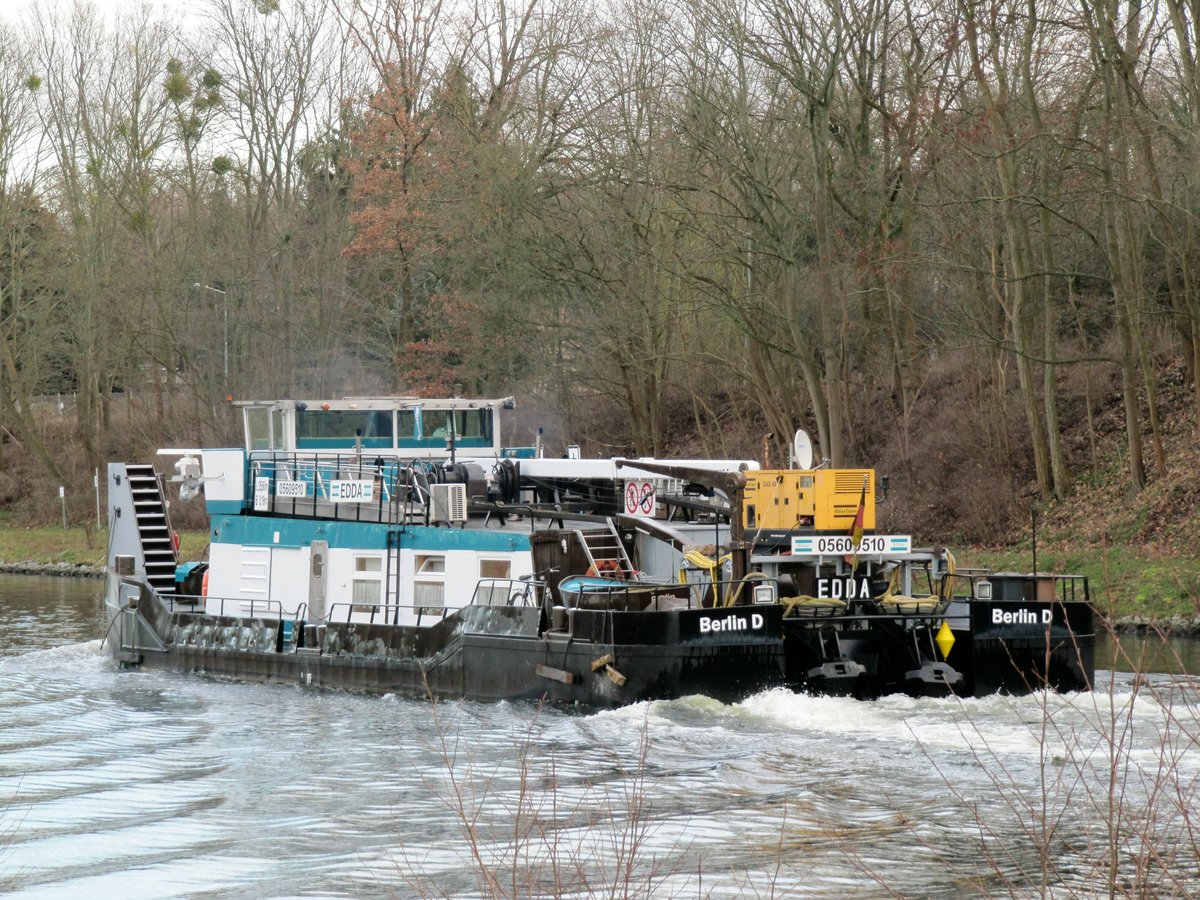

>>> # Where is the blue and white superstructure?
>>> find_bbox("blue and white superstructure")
[155,396,758,629]
[160,397,534,627]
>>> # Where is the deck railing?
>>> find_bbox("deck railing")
[164,593,284,619]
[245,451,434,524]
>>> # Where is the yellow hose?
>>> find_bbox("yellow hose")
[682,549,731,605]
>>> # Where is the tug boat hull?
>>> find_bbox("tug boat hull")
[779,600,1095,699]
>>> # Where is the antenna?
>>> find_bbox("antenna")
[792,429,814,469]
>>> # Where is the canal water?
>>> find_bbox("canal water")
[0,573,1197,897]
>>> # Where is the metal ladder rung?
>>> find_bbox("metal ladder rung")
[576,521,637,577]
[124,464,179,594]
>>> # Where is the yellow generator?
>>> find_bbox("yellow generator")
[742,469,875,533]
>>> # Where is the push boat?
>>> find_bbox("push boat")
[104,396,1095,706]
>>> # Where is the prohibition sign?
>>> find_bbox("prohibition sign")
[638,483,655,515]
[624,481,640,515]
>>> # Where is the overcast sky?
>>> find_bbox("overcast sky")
[2,0,202,28]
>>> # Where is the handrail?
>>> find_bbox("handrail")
[166,593,284,619]
[554,574,781,612]
[470,577,546,607]
[939,571,1092,605]
[326,601,445,624]
[246,451,421,524]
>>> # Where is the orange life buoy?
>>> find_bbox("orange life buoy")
[587,560,620,577]
[171,530,181,553]
[201,568,209,597]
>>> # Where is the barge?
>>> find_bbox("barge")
[103,396,1094,705]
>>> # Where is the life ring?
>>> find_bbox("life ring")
[171,530,181,553]
[201,569,209,597]
[586,559,620,577]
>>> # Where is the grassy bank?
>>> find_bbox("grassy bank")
[0,527,1195,622]
[0,527,210,569]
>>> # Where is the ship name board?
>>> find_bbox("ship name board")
[699,613,765,633]
[330,479,375,503]
[790,534,912,555]
[816,576,873,600]
[993,608,1052,626]
[275,480,308,498]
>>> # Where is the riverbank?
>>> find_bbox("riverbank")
[0,527,207,579]
[0,526,210,574]
[0,560,102,578]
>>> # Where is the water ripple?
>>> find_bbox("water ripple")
[0,576,1197,897]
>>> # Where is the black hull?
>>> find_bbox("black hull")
[107,579,1094,706]
[118,637,786,707]
[780,598,1095,699]
[107,580,786,707]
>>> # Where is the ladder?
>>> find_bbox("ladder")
[577,521,637,578]
[125,464,178,595]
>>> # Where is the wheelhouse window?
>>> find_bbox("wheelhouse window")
[245,406,277,451]
[421,409,494,443]
[296,409,394,447]
[452,409,491,440]
[397,409,418,440]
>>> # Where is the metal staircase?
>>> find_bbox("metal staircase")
[577,522,637,578]
[125,464,178,595]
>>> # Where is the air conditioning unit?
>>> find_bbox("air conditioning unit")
[430,483,468,523]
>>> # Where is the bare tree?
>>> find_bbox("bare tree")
[25,2,181,468]
[0,23,64,479]
[208,0,339,395]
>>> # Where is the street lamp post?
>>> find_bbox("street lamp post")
[193,283,228,383]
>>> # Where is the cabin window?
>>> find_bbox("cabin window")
[480,559,510,579]
[415,555,446,616]
[417,555,445,574]
[352,555,383,612]
[415,581,445,616]
[474,559,512,606]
